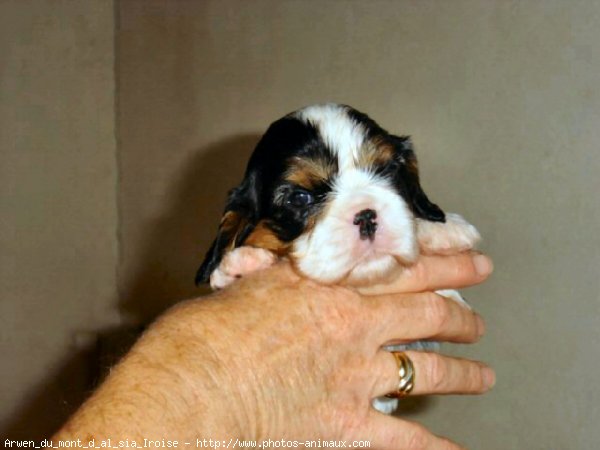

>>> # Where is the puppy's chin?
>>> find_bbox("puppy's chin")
[342,254,403,286]
[290,241,416,286]
[290,252,411,287]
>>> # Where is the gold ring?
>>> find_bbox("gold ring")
[385,351,415,398]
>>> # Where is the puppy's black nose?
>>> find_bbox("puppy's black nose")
[353,209,378,241]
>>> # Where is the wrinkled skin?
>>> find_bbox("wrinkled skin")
[55,253,494,450]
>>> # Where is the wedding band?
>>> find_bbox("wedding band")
[385,351,415,398]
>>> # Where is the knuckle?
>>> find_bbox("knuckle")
[449,253,476,281]
[323,401,367,439]
[406,424,429,450]
[313,288,364,338]
[427,354,448,391]
[425,293,451,332]
[463,313,479,342]
[412,261,430,289]
[467,363,485,392]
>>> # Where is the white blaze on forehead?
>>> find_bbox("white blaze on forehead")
[291,104,418,284]
[293,103,365,170]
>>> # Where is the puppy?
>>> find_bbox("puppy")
[196,103,480,413]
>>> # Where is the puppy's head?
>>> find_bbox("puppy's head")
[196,103,445,286]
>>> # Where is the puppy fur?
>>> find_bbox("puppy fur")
[197,103,479,288]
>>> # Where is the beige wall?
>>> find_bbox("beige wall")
[3,0,600,447]
[0,0,119,439]
[117,1,600,448]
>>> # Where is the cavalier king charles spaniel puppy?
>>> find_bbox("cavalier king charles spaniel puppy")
[196,103,480,413]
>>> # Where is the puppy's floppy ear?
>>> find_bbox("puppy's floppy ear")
[391,135,445,223]
[195,172,261,285]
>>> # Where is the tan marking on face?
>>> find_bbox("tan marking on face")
[357,137,395,168]
[284,157,336,190]
[219,211,249,250]
[244,221,291,256]
[220,211,240,230]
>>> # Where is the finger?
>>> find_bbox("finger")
[372,350,495,398]
[370,291,485,344]
[358,252,493,295]
[363,410,465,450]
[258,259,303,282]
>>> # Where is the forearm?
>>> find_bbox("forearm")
[53,299,243,442]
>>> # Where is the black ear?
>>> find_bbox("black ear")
[391,135,445,223]
[195,172,261,285]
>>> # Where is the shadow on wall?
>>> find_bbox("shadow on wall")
[119,134,261,324]
[2,135,260,439]
[2,325,141,440]
[2,344,96,440]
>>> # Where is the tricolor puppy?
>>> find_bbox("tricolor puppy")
[195,103,480,412]
[196,103,479,288]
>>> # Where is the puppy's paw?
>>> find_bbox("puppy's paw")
[436,288,471,310]
[417,213,481,255]
[210,246,277,290]
[372,396,399,414]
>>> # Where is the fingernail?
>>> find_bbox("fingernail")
[473,254,493,277]
[481,367,496,389]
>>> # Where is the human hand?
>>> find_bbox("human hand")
[151,252,492,446]
[55,252,493,450]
